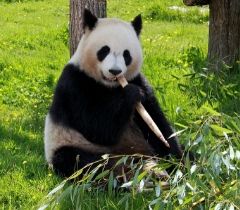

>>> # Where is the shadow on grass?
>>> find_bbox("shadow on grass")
[0,117,47,179]
[177,46,240,115]
[0,115,61,209]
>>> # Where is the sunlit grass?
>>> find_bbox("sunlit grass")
[0,0,239,209]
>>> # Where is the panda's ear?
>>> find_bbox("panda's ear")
[83,9,98,30]
[131,14,142,36]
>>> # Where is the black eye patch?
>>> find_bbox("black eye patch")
[123,50,132,66]
[97,45,110,62]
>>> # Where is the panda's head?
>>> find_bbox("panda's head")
[70,9,143,87]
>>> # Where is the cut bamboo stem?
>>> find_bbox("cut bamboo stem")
[117,75,170,148]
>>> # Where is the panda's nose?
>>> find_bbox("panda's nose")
[109,69,122,76]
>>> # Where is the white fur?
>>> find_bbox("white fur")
[69,35,86,66]
[99,53,127,79]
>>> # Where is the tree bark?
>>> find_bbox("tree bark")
[183,0,209,6]
[208,0,240,70]
[69,0,107,57]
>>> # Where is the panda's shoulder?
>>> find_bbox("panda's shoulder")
[57,64,91,87]
[59,64,82,81]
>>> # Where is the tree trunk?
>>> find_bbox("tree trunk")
[69,0,107,57]
[183,0,209,6]
[208,0,240,70]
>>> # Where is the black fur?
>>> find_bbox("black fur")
[50,64,141,146]
[50,64,181,152]
[52,146,102,177]
[131,14,142,36]
[123,50,132,66]
[49,64,182,176]
[83,9,98,30]
[97,45,110,62]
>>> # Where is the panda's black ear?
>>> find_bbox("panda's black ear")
[83,9,98,30]
[131,14,142,36]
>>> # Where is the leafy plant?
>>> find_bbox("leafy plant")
[38,108,240,209]
[176,46,240,114]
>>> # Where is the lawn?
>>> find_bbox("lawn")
[0,0,239,209]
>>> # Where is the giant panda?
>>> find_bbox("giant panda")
[44,9,183,178]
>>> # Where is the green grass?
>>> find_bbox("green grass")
[0,0,239,209]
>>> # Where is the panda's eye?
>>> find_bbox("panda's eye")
[97,45,110,62]
[123,50,132,66]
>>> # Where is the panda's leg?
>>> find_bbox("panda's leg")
[52,146,103,178]
[52,146,132,183]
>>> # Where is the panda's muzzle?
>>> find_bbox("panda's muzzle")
[109,69,122,76]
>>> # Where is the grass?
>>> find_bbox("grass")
[0,0,239,209]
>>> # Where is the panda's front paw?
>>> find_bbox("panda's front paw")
[123,84,143,102]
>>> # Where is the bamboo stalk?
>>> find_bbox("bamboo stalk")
[117,75,170,148]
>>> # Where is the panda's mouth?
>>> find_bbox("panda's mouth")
[103,76,117,82]
[102,74,117,82]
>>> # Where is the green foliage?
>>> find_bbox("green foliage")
[0,0,67,208]
[38,107,240,209]
[145,5,208,24]
[179,45,205,70]
[0,0,239,209]
[178,61,240,113]
[38,155,173,209]
[38,110,240,210]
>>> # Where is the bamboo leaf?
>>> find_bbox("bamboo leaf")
[202,105,221,116]
[190,164,197,174]
[236,150,240,160]
[168,128,187,139]
[108,171,114,194]
[137,170,147,182]
[138,179,145,192]
[155,185,161,197]
[118,194,130,205]
[47,182,65,197]
[210,124,233,136]
[229,204,235,210]
[101,154,109,159]
[121,181,133,188]
[193,135,203,146]
[94,169,109,181]
[214,203,222,210]
[37,204,49,210]
[115,156,127,166]
[174,122,188,129]
[229,145,235,160]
